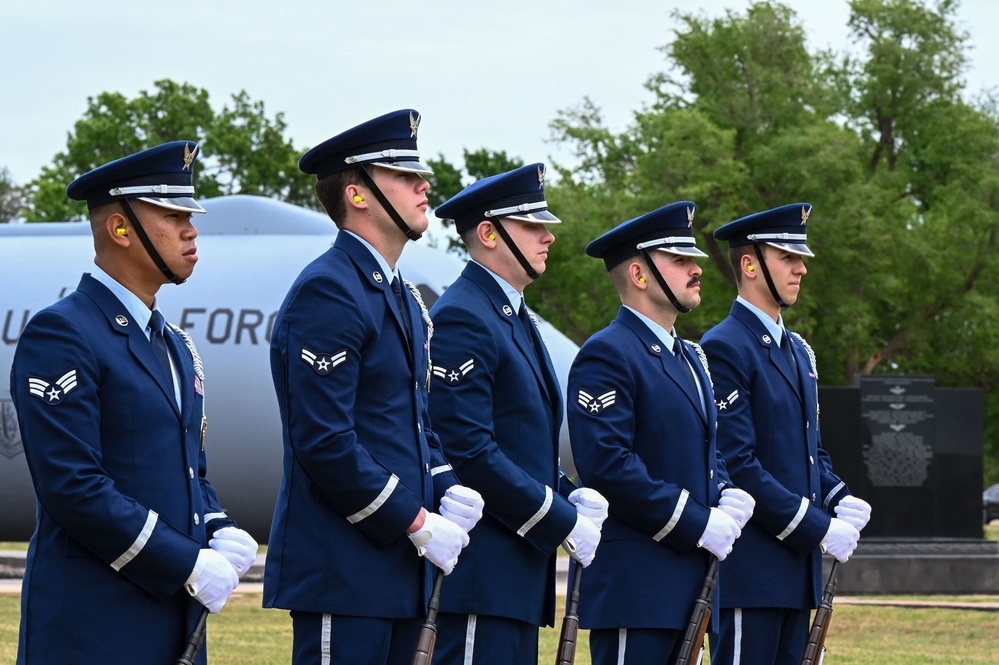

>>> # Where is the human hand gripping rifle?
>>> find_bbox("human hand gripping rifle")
[176,607,210,665]
[411,569,445,665]
[800,560,840,665]
[555,566,583,665]
[671,556,718,665]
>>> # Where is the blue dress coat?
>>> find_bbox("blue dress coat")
[264,231,457,618]
[428,261,578,627]
[10,274,235,664]
[700,301,851,609]
[567,307,727,630]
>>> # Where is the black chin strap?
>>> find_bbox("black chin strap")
[115,196,185,285]
[491,218,541,282]
[358,166,422,241]
[639,248,690,314]
[752,242,790,309]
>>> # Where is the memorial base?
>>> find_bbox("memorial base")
[830,538,999,594]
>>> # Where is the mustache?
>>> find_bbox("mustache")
[687,276,701,288]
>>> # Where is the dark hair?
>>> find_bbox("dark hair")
[315,166,364,226]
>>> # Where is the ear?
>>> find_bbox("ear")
[740,253,756,278]
[477,221,497,247]
[106,212,130,247]
[346,185,367,209]
[628,261,648,288]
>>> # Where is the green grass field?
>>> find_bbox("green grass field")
[2,526,997,662]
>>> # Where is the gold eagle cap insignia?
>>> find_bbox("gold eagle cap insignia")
[182,143,198,171]
[537,165,545,189]
[801,205,812,225]
[686,206,695,227]
[409,112,420,138]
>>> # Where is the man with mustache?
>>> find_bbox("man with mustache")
[566,202,754,664]
[701,204,872,665]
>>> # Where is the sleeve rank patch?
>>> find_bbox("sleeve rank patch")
[432,358,474,386]
[28,369,78,405]
[301,348,346,376]
[716,389,739,412]
[577,389,616,415]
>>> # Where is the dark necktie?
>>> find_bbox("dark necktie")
[780,329,797,374]
[392,277,411,343]
[673,338,698,392]
[149,310,174,391]
[518,301,539,356]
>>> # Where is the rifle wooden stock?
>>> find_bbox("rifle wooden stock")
[176,607,209,665]
[800,560,840,665]
[411,569,445,665]
[555,566,583,665]
[672,556,718,665]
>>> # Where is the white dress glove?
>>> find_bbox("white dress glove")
[561,512,602,567]
[440,485,485,533]
[186,549,240,613]
[834,496,872,532]
[698,507,741,561]
[408,512,470,575]
[821,517,861,562]
[718,488,756,530]
[210,527,259,578]
[568,487,610,530]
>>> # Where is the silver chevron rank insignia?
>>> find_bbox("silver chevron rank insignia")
[301,348,346,376]
[715,389,739,412]
[432,358,474,386]
[577,389,616,415]
[28,369,78,405]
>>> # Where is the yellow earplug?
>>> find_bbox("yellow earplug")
[353,195,364,203]
[116,227,127,236]
[638,277,646,283]
[488,234,495,241]
[747,265,755,272]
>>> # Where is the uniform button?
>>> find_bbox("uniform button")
[194,513,200,525]
[809,456,814,465]
[189,467,194,479]
[710,469,714,478]
[418,423,422,432]
[806,421,810,429]
[425,464,430,473]
[811,493,817,501]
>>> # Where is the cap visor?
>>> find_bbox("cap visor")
[766,241,814,258]
[137,196,206,214]
[659,245,708,258]
[370,160,434,176]
[503,210,561,224]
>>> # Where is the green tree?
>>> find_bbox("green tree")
[23,80,316,222]
[0,167,25,223]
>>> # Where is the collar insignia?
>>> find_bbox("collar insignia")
[409,112,421,138]
[502,304,513,316]
[762,334,772,344]
[686,206,694,227]
[301,348,346,376]
[651,343,661,353]
[577,389,617,415]
[183,143,198,171]
[801,205,811,225]
[28,370,78,405]
[537,165,545,190]
[373,271,383,283]
[432,358,474,386]
[115,315,128,327]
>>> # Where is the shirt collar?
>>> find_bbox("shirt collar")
[90,265,160,337]
[471,259,523,312]
[737,295,786,344]
[342,229,399,283]
[624,305,680,352]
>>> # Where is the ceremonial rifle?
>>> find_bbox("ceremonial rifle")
[176,607,209,665]
[672,556,718,665]
[800,560,840,665]
[555,566,583,665]
[411,569,445,665]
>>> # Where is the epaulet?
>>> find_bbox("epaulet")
[686,340,713,387]
[403,279,433,340]
[168,323,205,384]
[789,331,817,380]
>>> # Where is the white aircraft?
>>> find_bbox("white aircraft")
[0,195,580,542]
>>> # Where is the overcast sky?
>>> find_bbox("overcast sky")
[2,0,996,186]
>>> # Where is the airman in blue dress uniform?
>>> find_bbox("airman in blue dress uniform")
[263,109,483,665]
[11,141,257,664]
[568,202,754,665]
[700,204,872,665]
[428,164,608,665]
